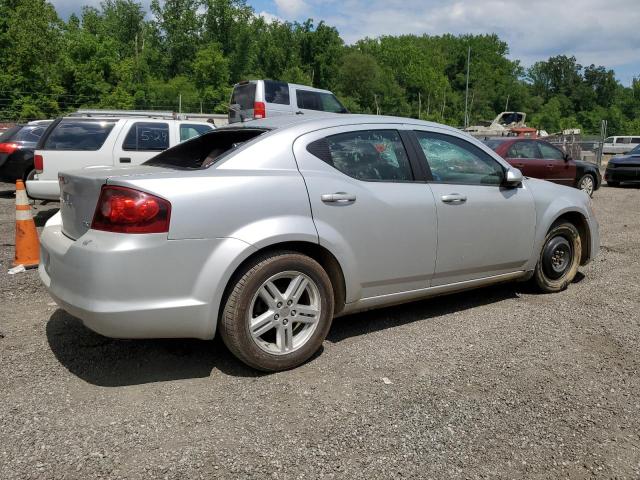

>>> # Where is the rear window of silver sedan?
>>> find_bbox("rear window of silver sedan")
[144,128,268,169]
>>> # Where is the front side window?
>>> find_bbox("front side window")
[123,122,169,151]
[307,130,413,181]
[615,137,627,144]
[507,141,541,159]
[43,120,116,151]
[538,142,564,160]
[604,137,614,143]
[264,80,290,105]
[415,131,504,185]
[180,124,212,142]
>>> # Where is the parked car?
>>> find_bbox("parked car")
[484,138,601,196]
[602,135,640,155]
[604,144,640,186]
[228,79,347,124]
[27,115,214,200]
[0,120,52,183]
[39,115,599,371]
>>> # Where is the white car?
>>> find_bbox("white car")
[602,136,640,155]
[27,115,214,200]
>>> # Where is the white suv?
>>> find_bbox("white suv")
[27,116,213,200]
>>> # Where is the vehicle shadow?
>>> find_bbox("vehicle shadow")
[46,309,263,387]
[0,187,15,198]
[46,283,521,387]
[327,283,520,343]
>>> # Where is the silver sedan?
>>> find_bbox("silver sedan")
[39,115,599,371]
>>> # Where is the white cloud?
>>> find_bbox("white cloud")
[257,10,283,24]
[274,0,309,17]
[319,0,640,81]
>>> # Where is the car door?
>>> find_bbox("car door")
[112,120,173,166]
[412,129,536,286]
[538,141,575,186]
[293,125,438,302]
[505,140,546,178]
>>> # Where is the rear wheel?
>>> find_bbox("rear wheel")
[577,174,595,197]
[533,222,582,293]
[219,252,334,372]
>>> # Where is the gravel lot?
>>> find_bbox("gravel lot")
[1,180,639,479]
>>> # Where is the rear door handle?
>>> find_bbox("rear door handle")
[296,111,304,115]
[120,157,131,163]
[515,163,525,168]
[546,163,554,169]
[441,193,467,204]
[321,192,356,203]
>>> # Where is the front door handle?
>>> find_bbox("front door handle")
[321,192,356,203]
[120,157,131,163]
[296,111,304,115]
[441,193,467,204]
[546,163,554,169]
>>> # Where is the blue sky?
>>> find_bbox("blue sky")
[51,0,640,85]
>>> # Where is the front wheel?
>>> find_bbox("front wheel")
[533,222,582,293]
[577,174,595,197]
[219,252,334,372]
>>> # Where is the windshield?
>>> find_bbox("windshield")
[144,128,267,169]
[629,144,640,155]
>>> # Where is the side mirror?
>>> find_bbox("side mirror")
[503,167,523,187]
[563,153,570,161]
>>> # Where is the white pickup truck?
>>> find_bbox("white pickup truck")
[27,116,214,200]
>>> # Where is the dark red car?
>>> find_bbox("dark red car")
[484,138,601,196]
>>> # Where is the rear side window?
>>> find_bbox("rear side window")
[43,120,116,151]
[296,90,347,113]
[632,138,640,143]
[180,124,212,142]
[123,122,169,151]
[508,141,541,159]
[264,80,290,105]
[0,126,21,142]
[307,130,413,182]
[144,128,267,169]
[415,131,504,185]
[231,83,256,110]
[615,138,627,144]
[13,126,46,143]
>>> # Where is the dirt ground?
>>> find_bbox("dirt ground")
[0,181,639,479]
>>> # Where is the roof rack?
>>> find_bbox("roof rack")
[70,109,177,120]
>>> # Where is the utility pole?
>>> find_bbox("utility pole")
[374,94,380,115]
[427,92,430,116]
[179,94,182,114]
[418,92,421,119]
[200,100,203,114]
[441,89,446,121]
[505,94,510,112]
[464,46,471,128]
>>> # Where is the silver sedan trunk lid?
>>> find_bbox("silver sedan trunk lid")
[59,165,174,239]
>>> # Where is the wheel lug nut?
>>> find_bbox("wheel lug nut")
[277,302,282,308]
[274,314,279,320]
[287,300,292,306]
[291,310,296,316]
[282,318,289,325]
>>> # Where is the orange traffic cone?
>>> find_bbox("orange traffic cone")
[13,180,39,268]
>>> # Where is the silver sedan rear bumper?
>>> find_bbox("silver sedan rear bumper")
[39,212,253,340]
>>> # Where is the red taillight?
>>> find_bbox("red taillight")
[34,154,43,172]
[91,186,171,234]
[0,142,19,154]
[253,101,266,119]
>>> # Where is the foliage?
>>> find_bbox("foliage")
[0,0,638,135]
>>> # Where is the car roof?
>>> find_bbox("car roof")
[219,114,465,136]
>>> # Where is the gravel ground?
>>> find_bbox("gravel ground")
[0,181,639,479]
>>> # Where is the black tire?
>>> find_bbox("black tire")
[607,180,620,187]
[577,174,595,197]
[219,251,334,372]
[533,222,582,293]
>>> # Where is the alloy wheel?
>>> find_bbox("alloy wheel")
[247,271,322,355]
[580,176,594,196]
